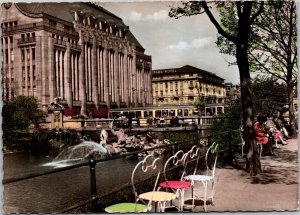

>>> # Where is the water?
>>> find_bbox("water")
[43,141,108,168]
[3,152,142,213]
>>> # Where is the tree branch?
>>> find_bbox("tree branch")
[249,2,264,25]
[201,2,237,44]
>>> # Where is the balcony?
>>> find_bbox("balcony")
[53,38,66,46]
[17,37,36,45]
[188,84,194,89]
[70,43,81,50]
[158,96,164,101]
[173,95,180,100]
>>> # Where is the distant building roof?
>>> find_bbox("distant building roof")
[15,2,144,50]
[152,65,224,80]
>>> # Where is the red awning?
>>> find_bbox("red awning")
[91,108,101,118]
[99,108,109,117]
[64,107,76,117]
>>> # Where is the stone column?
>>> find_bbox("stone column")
[114,49,120,107]
[7,36,11,99]
[29,47,33,96]
[48,37,55,103]
[79,36,87,115]
[103,45,110,108]
[14,35,22,97]
[92,37,99,108]
[123,49,129,106]
[132,48,137,107]
[65,40,72,107]
[24,48,28,95]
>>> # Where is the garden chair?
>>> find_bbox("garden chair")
[104,155,154,213]
[183,143,218,211]
[105,154,176,213]
[158,150,192,211]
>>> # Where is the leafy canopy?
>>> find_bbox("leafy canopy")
[2,96,45,131]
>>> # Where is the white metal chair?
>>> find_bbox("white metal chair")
[105,155,175,213]
[158,150,192,211]
[183,143,218,211]
[136,156,176,212]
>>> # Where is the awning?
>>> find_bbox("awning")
[91,108,101,118]
[64,107,76,117]
[99,108,109,117]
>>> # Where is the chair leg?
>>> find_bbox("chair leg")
[191,185,195,212]
[242,144,244,157]
[211,180,215,206]
[203,181,207,212]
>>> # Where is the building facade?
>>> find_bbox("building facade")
[1,2,152,116]
[152,65,226,115]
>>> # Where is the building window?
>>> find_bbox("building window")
[10,49,14,63]
[27,66,30,81]
[22,67,25,81]
[165,82,168,89]
[32,48,35,60]
[26,49,30,61]
[21,49,25,62]
[5,49,8,64]
[160,91,163,96]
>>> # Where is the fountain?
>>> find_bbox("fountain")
[43,115,170,168]
[43,141,109,168]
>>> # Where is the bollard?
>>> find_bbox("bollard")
[89,157,97,212]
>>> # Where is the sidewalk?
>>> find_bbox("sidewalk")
[189,138,299,212]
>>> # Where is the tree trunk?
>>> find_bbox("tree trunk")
[236,7,262,174]
[287,83,297,138]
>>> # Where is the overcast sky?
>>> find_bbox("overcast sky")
[100,1,240,84]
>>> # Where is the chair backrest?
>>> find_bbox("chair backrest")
[162,150,187,181]
[185,145,201,176]
[131,155,160,200]
[204,144,218,178]
[187,144,218,177]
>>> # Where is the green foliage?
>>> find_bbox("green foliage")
[2,96,46,153]
[211,100,242,157]
[251,76,287,116]
[2,96,45,131]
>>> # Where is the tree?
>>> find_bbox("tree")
[251,75,288,116]
[2,96,45,132]
[216,1,297,137]
[250,1,297,137]
[170,1,264,174]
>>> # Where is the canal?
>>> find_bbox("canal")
[3,152,144,213]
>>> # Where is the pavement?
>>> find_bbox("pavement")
[182,138,299,213]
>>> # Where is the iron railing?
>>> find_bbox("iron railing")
[3,130,237,213]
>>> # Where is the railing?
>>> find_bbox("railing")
[53,38,66,46]
[3,21,78,37]
[70,43,81,50]
[17,37,36,45]
[3,135,218,213]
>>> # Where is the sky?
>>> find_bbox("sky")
[100,1,240,84]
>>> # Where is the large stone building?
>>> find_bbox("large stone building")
[152,65,226,115]
[1,2,152,116]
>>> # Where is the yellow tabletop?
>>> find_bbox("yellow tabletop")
[139,191,176,202]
